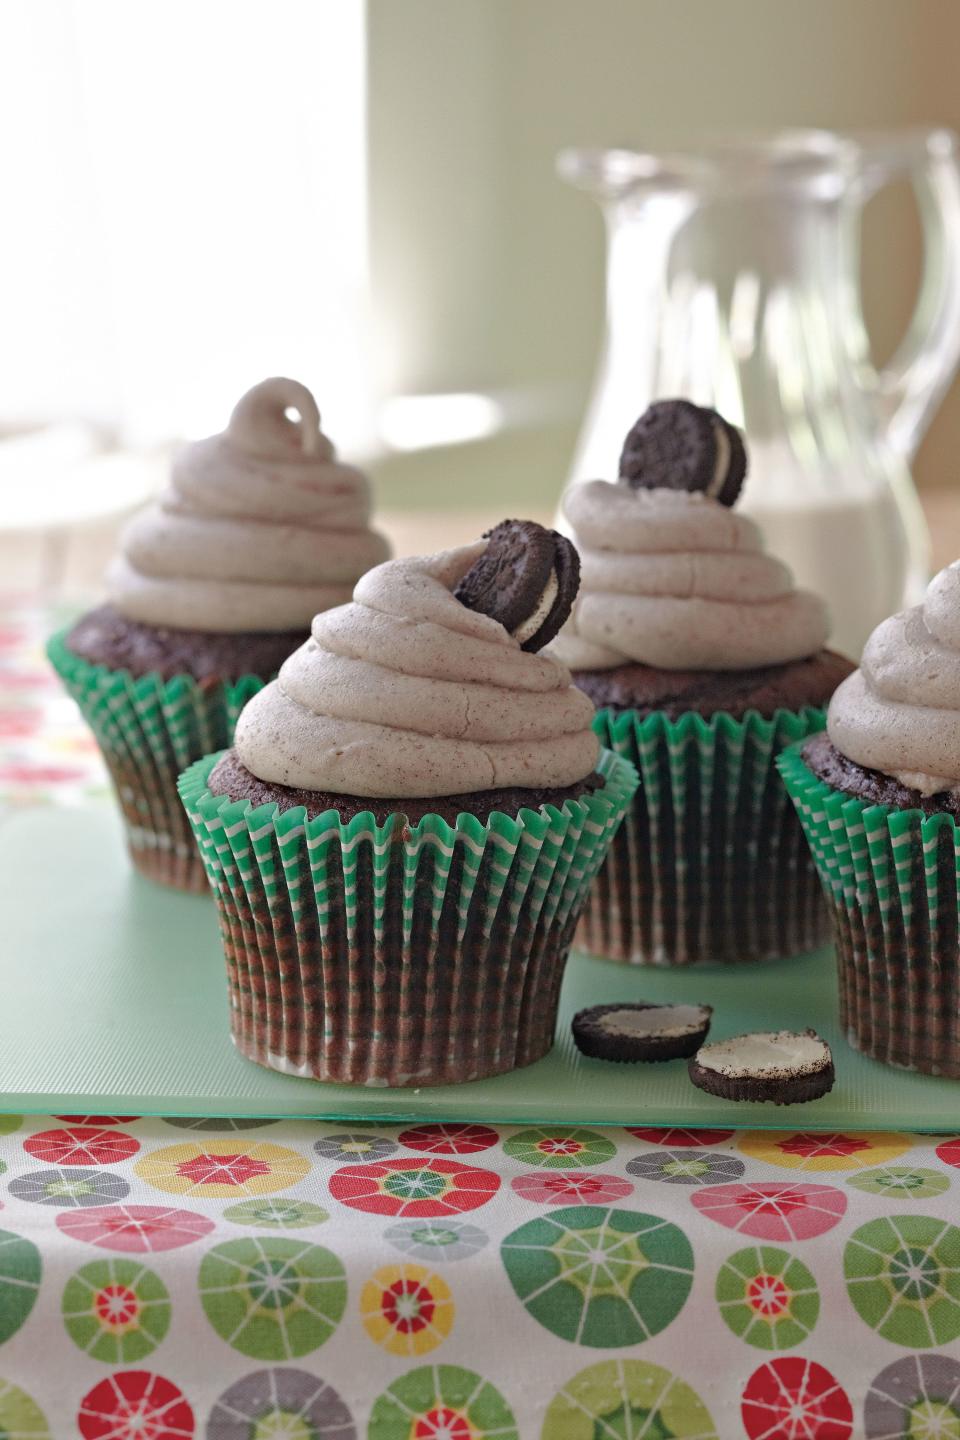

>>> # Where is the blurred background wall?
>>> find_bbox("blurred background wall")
[3,0,960,587]
[367,0,960,512]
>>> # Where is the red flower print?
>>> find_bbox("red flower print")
[625,1127,735,1147]
[331,1158,500,1218]
[134,1141,308,1198]
[692,1183,847,1241]
[538,1138,583,1156]
[778,1133,871,1159]
[55,1117,139,1126]
[77,1371,194,1440]
[936,1136,960,1169]
[0,671,55,690]
[503,1127,615,1170]
[0,761,88,783]
[360,1263,453,1355]
[174,1153,270,1188]
[58,1206,215,1254]
[0,710,41,737]
[742,1358,852,1440]
[399,1123,499,1155]
[414,1408,472,1440]
[740,1130,910,1173]
[25,1128,140,1167]
[748,1274,790,1317]
[95,1285,140,1328]
[382,1277,436,1333]
[510,1171,634,1205]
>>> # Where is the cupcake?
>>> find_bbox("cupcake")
[178,520,638,1086]
[550,399,854,966]
[49,377,390,892]
[779,562,960,1077]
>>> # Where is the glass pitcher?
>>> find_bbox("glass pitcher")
[559,130,960,657]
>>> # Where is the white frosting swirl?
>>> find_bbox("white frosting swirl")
[549,482,829,671]
[828,562,960,794]
[234,542,600,797]
[108,378,390,632]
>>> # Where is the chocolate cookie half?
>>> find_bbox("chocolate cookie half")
[619,399,747,507]
[688,1029,835,1105]
[572,1002,712,1063]
[454,519,580,652]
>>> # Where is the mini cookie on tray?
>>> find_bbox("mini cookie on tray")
[572,1002,712,1063]
[688,1029,835,1105]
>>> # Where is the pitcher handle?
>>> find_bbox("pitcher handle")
[866,129,960,460]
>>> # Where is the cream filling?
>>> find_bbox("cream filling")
[598,1004,710,1038]
[513,570,559,646]
[891,769,959,797]
[705,421,731,499]
[695,1030,830,1077]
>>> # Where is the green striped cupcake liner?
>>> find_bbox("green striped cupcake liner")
[47,627,268,893]
[178,748,638,1087]
[578,705,831,967]
[778,740,960,1077]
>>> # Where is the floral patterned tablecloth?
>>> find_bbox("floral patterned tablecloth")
[2,600,960,1439]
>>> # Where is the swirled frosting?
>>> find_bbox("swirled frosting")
[549,482,829,671]
[234,542,600,797]
[107,378,390,632]
[828,562,960,794]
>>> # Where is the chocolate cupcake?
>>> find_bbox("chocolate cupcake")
[779,562,960,1077]
[48,378,390,891]
[550,399,853,966]
[179,524,638,1087]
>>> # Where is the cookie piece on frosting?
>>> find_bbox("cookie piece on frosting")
[688,1029,834,1105]
[619,399,747,508]
[454,519,580,652]
[572,1002,712,1063]
[231,538,600,799]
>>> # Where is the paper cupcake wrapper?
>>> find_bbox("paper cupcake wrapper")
[577,706,831,967]
[47,627,268,893]
[778,741,960,1077]
[178,748,638,1087]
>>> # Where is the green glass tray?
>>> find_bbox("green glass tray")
[2,804,959,1128]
